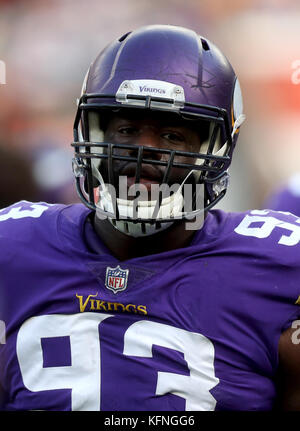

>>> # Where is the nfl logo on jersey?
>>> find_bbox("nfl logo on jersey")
[105,265,129,294]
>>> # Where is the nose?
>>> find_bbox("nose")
[128,127,162,161]
[135,128,161,149]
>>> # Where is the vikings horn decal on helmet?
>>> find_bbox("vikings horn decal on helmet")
[71,25,245,237]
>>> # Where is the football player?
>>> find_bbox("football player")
[1,24,300,411]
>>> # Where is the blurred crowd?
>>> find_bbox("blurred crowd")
[0,0,299,211]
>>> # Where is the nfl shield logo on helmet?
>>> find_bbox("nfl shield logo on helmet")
[105,265,129,294]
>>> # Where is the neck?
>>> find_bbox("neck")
[92,216,201,260]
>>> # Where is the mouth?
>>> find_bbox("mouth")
[119,163,163,191]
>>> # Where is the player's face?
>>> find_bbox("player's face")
[101,110,204,198]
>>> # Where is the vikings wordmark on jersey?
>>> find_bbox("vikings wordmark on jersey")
[0,201,300,411]
[75,292,147,315]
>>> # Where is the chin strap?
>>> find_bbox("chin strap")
[92,164,186,237]
[96,184,183,237]
[108,218,174,238]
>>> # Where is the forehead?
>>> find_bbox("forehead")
[103,108,200,130]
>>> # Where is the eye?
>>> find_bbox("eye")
[118,126,138,136]
[162,132,185,143]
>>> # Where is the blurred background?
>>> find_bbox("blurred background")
[0,0,300,212]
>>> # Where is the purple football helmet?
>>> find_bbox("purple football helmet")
[71,25,245,237]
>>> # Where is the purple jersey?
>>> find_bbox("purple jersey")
[1,200,300,411]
